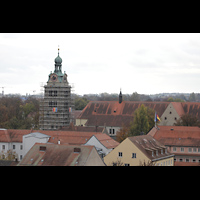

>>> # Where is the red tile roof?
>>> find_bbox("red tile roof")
[148,126,200,147]
[0,128,116,148]
[18,143,99,166]
[93,134,119,149]
[128,135,174,161]
[77,101,169,127]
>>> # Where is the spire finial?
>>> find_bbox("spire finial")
[58,45,60,55]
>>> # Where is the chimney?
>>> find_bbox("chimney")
[119,89,122,104]
[58,139,60,144]
[39,146,46,151]
[74,147,81,153]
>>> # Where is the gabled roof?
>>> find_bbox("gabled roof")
[92,134,119,149]
[77,101,169,127]
[18,143,103,166]
[148,126,200,147]
[128,135,174,161]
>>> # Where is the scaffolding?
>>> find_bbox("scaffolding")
[39,83,74,130]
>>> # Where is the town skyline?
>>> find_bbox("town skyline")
[1,33,200,95]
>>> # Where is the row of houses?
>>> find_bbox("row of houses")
[1,124,200,166]
[0,127,119,165]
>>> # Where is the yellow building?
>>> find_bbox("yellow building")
[104,135,174,166]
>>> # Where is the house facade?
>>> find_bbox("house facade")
[103,135,174,166]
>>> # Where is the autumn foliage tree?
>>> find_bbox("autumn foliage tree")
[174,113,200,127]
[0,96,39,129]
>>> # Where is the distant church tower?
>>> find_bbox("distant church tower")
[39,48,72,130]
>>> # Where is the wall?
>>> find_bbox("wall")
[23,136,49,156]
[160,103,180,126]
[85,148,105,166]
[85,135,111,156]
[104,138,149,166]
[75,119,88,126]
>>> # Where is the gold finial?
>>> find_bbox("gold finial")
[58,45,60,54]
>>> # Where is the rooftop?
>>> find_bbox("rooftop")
[128,135,174,161]
[18,143,101,166]
[77,101,169,127]
[148,126,200,147]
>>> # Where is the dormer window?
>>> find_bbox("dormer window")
[156,150,158,156]
[161,149,163,154]
[152,151,154,157]
[165,148,167,154]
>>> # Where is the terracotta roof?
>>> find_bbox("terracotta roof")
[174,161,200,166]
[171,102,185,116]
[181,102,200,118]
[18,143,100,166]
[148,126,200,147]
[0,129,103,144]
[77,101,169,127]
[61,123,105,132]
[128,135,174,161]
[0,129,32,143]
[92,134,119,149]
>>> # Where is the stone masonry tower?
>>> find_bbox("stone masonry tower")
[39,48,72,130]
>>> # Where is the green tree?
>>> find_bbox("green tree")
[129,104,151,136]
[75,97,89,110]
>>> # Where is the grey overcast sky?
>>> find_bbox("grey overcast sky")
[1,33,200,95]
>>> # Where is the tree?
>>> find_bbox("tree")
[174,113,200,127]
[116,124,129,143]
[128,104,155,136]
[75,97,89,110]
[129,104,150,136]
[130,92,140,101]
[189,92,196,102]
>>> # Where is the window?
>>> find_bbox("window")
[20,145,23,150]
[2,145,5,150]
[179,158,183,162]
[132,153,136,158]
[161,149,163,154]
[152,151,154,157]
[156,150,158,156]
[118,152,123,157]
[198,148,200,153]
[193,159,196,162]
[13,145,15,150]
[112,129,115,134]
[181,147,184,152]
[165,148,167,154]
[193,148,197,153]
[189,148,192,152]
[169,111,172,114]
[165,117,167,120]
[20,155,23,160]
[173,147,176,152]
[186,159,189,162]
[124,163,130,166]
[109,129,112,134]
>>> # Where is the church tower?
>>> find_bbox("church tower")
[39,48,72,130]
